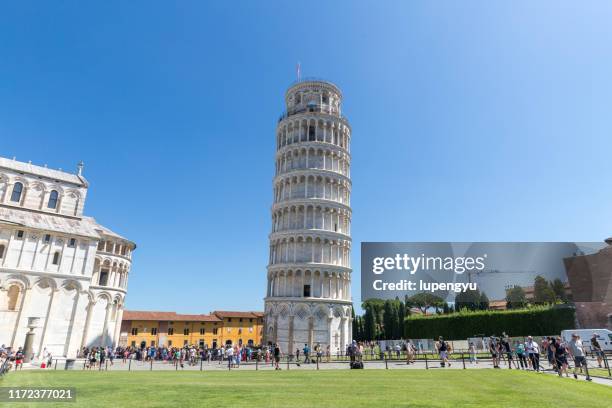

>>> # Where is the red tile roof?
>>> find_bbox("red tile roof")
[173,314,221,322]
[212,311,264,319]
[123,310,221,322]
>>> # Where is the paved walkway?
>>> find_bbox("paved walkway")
[14,358,612,386]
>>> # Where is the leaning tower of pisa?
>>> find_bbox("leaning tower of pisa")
[264,79,352,354]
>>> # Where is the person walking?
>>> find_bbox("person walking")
[273,343,282,370]
[226,346,234,369]
[515,341,527,370]
[348,340,357,364]
[303,343,310,363]
[591,333,604,368]
[315,343,322,363]
[407,341,416,365]
[468,342,478,364]
[568,333,592,381]
[545,337,556,370]
[525,336,540,372]
[500,337,513,369]
[14,347,24,370]
[99,347,106,367]
[553,336,569,377]
[437,336,451,367]
[488,336,499,369]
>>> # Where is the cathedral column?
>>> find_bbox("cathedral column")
[80,299,95,349]
[308,316,314,347]
[288,315,295,356]
[100,301,112,347]
[64,289,82,358]
[113,306,124,347]
[10,286,32,348]
[327,317,333,350]
[37,287,59,357]
[340,317,347,351]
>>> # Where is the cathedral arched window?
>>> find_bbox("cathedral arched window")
[52,251,60,265]
[48,190,59,209]
[10,182,23,203]
[7,285,20,311]
[0,244,5,259]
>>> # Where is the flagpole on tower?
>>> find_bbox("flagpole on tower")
[296,62,301,81]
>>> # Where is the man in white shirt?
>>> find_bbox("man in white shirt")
[525,336,540,372]
[567,334,592,381]
[226,346,234,369]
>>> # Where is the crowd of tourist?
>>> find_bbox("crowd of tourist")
[430,332,603,381]
[0,344,50,371]
[78,342,265,369]
[1,331,608,382]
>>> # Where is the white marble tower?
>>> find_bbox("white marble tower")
[264,79,352,354]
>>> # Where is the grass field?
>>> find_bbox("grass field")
[1,369,611,408]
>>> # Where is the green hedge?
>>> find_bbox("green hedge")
[404,306,575,339]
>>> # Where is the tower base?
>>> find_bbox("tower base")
[264,299,352,356]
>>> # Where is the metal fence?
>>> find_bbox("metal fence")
[15,350,610,379]
[0,359,10,377]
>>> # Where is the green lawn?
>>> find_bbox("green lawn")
[1,369,611,408]
[589,368,612,378]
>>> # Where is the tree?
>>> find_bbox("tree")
[383,300,396,339]
[455,289,482,311]
[533,275,556,304]
[505,286,527,309]
[362,299,385,340]
[406,293,445,315]
[397,299,406,338]
[479,292,490,310]
[363,306,376,340]
[550,279,568,303]
[351,306,362,341]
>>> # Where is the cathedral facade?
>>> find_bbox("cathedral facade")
[0,156,135,359]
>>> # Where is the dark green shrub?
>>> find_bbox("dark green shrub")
[404,306,575,339]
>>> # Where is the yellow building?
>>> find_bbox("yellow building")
[120,310,263,349]
[212,311,264,347]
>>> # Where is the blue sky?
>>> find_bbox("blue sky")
[1,2,611,314]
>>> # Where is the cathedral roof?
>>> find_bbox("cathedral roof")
[0,156,87,187]
[0,206,134,247]
[0,205,100,238]
[85,217,135,247]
